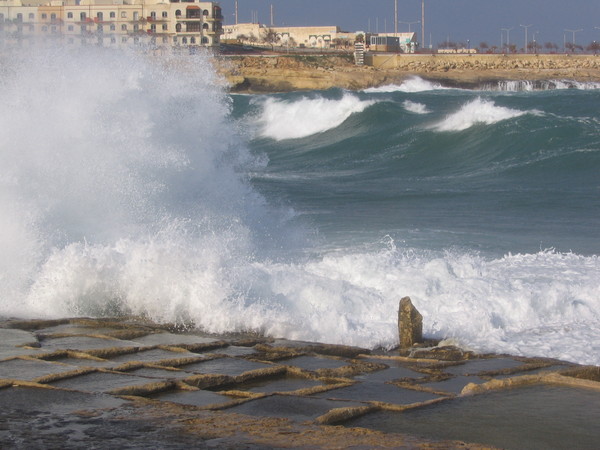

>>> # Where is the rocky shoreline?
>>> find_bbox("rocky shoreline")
[214,53,600,93]
[1,316,599,448]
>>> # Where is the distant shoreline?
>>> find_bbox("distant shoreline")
[214,52,600,93]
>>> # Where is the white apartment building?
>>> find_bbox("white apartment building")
[0,0,223,48]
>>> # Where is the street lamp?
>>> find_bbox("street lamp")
[565,28,583,44]
[400,21,420,33]
[520,24,532,53]
[501,27,513,52]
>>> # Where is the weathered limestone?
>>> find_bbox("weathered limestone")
[398,296,423,349]
[214,53,600,93]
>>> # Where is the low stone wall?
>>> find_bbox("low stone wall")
[367,53,600,81]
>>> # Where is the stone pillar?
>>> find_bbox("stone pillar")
[398,296,422,349]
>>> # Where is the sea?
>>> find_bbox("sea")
[1,47,599,365]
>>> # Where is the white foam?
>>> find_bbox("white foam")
[2,46,599,367]
[486,79,600,91]
[402,100,430,114]
[256,94,374,140]
[364,76,448,93]
[432,97,527,131]
[242,245,600,365]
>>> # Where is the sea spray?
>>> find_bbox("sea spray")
[1,48,600,367]
[0,46,300,320]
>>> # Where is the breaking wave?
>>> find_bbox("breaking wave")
[255,93,375,140]
[432,97,532,131]
[364,77,448,93]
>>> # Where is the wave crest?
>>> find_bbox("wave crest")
[256,93,375,140]
[432,97,529,131]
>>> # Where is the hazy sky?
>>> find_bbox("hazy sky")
[219,1,600,49]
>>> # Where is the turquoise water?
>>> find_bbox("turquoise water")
[238,84,600,256]
[1,48,598,365]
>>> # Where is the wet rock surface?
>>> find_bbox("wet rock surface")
[1,318,598,448]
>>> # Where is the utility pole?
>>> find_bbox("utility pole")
[270,4,274,27]
[421,0,425,49]
[235,0,238,25]
[520,24,532,53]
[394,0,398,36]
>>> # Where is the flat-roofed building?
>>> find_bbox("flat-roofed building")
[0,0,223,48]
[222,23,356,49]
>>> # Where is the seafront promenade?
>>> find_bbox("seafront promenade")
[215,52,600,92]
[1,317,599,448]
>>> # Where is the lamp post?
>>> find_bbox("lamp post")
[501,27,513,53]
[520,24,532,53]
[565,28,583,44]
[565,28,583,52]
[400,21,420,33]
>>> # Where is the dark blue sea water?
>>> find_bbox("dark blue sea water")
[1,48,598,364]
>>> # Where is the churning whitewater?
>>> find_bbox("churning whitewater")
[1,47,599,366]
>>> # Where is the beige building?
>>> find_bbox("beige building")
[372,32,417,53]
[222,22,356,49]
[0,0,223,48]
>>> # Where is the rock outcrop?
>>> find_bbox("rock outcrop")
[398,296,423,349]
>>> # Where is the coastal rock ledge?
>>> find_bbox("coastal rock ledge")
[214,53,600,92]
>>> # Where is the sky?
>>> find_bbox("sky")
[218,1,600,50]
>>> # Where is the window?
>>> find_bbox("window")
[175,10,181,17]
[16,13,23,22]
[162,11,168,18]
[121,24,126,31]
[29,13,35,20]
[80,12,86,20]
[203,9,209,16]
[51,13,56,20]
[122,36,127,42]
[97,24,103,33]
[182,37,187,44]
[68,25,74,31]
[162,24,167,31]
[173,36,177,43]
[201,36,208,44]
[97,12,103,21]
[121,12,127,18]
[42,25,48,32]
[150,12,156,19]
[133,24,139,31]
[190,36,196,44]
[67,12,73,19]
[175,23,181,32]
[80,25,86,33]
[110,12,115,19]
[133,12,139,21]
[111,37,116,43]
[202,23,208,30]
[110,24,115,31]
[41,13,47,19]
[150,24,156,32]
[51,26,57,33]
